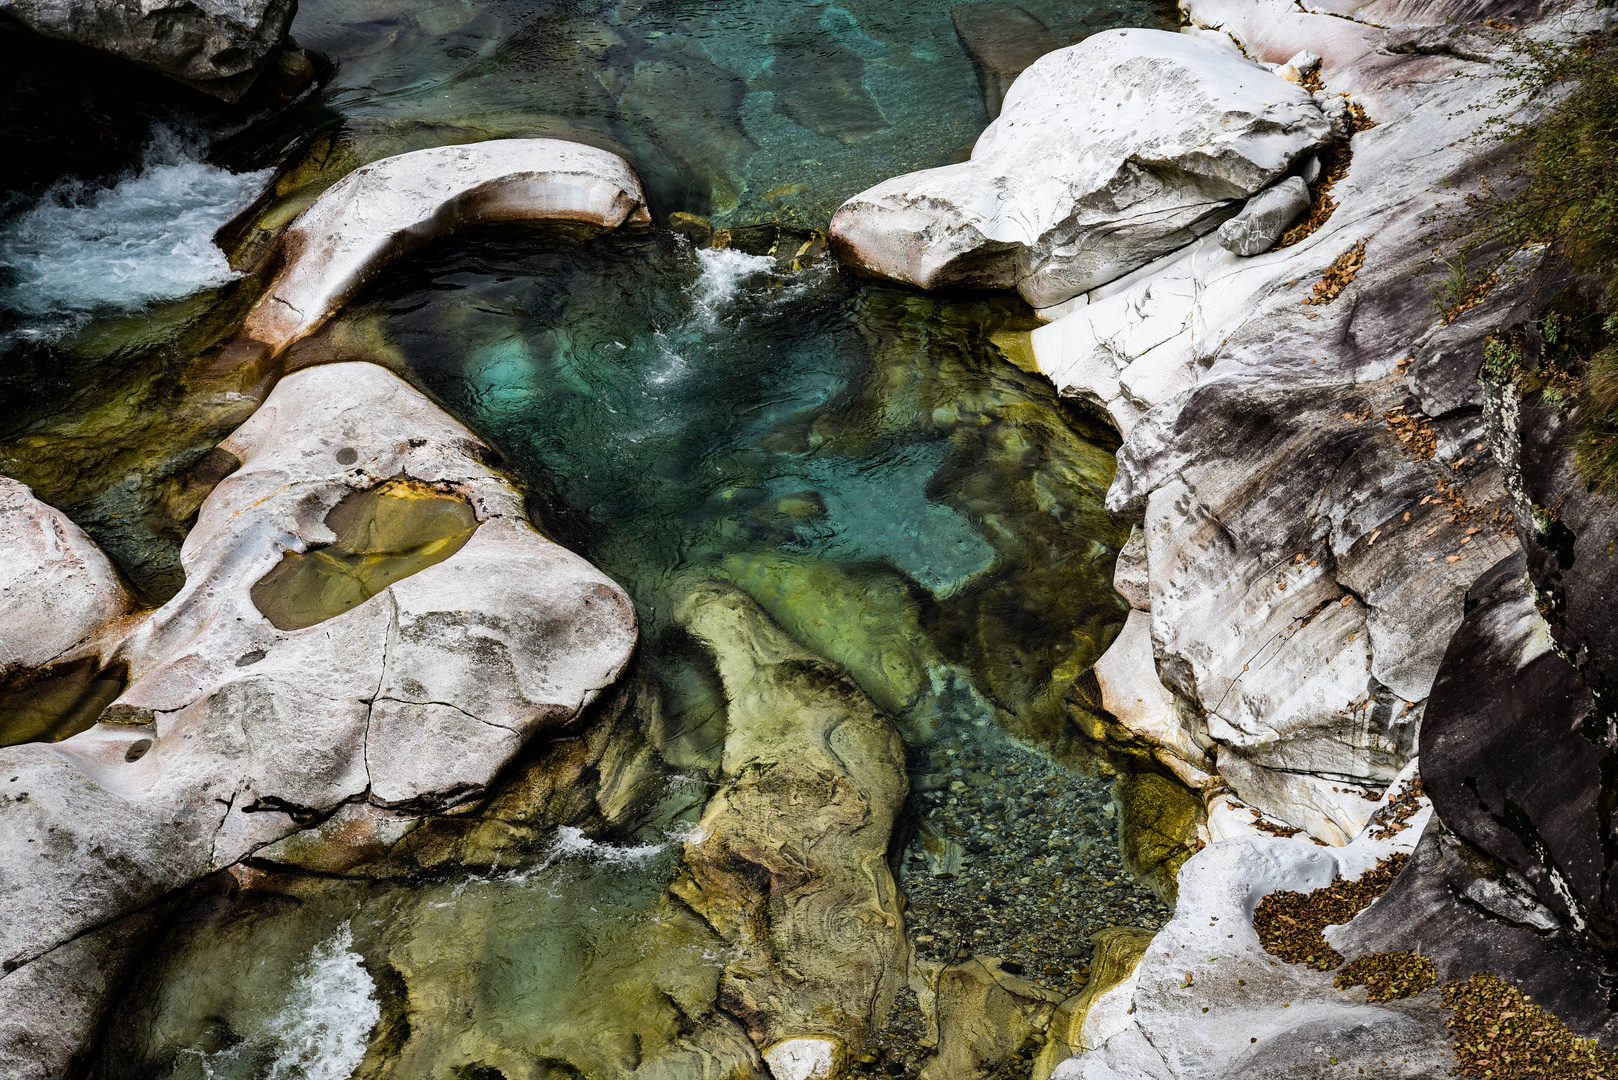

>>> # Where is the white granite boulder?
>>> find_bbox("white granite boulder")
[829,28,1329,308]
[0,363,636,1020]
[0,477,130,678]
[1216,176,1310,256]
[241,139,652,357]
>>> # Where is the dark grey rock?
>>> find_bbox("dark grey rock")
[0,0,297,101]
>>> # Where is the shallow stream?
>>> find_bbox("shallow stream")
[0,0,1190,1076]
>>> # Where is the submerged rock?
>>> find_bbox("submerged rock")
[829,28,1328,308]
[670,580,910,1054]
[0,0,296,100]
[238,139,652,359]
[0,362,636,1074]
[951,3,1061,120]
[616,49,758,214]
[763,5,890,144]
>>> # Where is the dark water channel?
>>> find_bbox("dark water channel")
[0,0,1189,1076]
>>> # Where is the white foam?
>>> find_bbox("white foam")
[547,824,669,868]
[263,922,381,1080]
[689,246,777,327]
[0,132,270,342]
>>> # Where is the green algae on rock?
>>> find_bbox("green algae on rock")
[252,480,479,631]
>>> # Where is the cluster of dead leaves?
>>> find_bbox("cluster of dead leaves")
[1253,854,1408,970]
[1303,240,1367,306]
[1369,776,1425,840]
[1445,973,1618,1079]
[1384,405,1438,460]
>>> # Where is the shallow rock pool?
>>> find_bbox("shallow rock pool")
[0,0,1189,1077]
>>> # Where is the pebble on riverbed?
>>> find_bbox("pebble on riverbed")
[849,727,1171,1080]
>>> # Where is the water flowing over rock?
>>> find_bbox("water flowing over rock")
[0,362,636,1077]
[239,139,652,359]
[828,28,1329,308]
[0,0,296,100]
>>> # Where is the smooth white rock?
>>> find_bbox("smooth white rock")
[1055,763,1442,1079]
[1030,0,1580,849]
[243,139,652,355]
[1095,610,1212,788]
[0,477,130,675]
[1112,526,1150,611]
[1216,176,1310,256]
[764,1038,841,1080]
[829,28,1328,308]
[0,362,637,981]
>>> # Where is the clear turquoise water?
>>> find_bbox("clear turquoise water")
[0,1,1189,1075]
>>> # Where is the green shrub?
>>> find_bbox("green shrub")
[1461,27,1618,495]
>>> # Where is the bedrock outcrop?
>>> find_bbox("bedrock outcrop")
[1056,772,1451,1080]
[0,0,296,101]
[1042,0,1618,1074]
[1060,0,1574,848]
[237,139,652,360]
[828,27,1329,308]
[0,362,636,1080]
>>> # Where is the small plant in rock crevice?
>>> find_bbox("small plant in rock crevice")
[1451,26,1618,495]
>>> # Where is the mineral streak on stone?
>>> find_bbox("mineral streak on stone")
[0,0,296,100]
[238,139,653,359]
[950,3,1060,120]
[670,580,910,1054]
[828,28,1329,308]
[0,361,636,1071]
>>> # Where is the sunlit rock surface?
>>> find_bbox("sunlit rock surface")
[1058,769,1445,1079]
[0,0,296,100]
[240,140,652,357]
[829,28,1328,307]
[0,476,129,677]
[1050,0,1568,850]
[0,362,635,1077]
